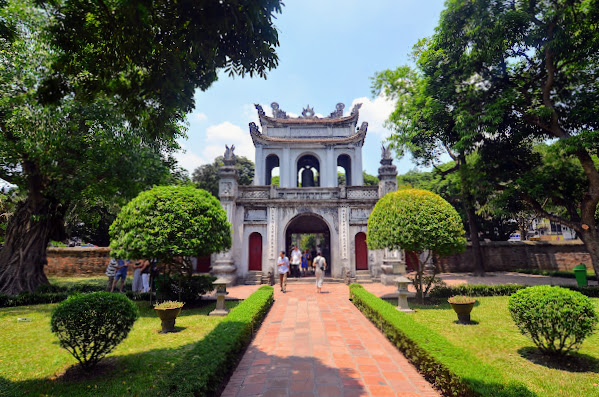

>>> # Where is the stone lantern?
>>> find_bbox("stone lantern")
[209,278,229,316]
[396,276,414,312]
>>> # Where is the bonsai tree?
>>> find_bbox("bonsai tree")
[110,185,231,279]
[367,188,466,302]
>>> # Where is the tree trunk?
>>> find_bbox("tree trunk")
[458,156,485,276]
[0,197,61,295]
[579,227,599,277]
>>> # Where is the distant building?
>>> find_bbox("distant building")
[527,218,577,241]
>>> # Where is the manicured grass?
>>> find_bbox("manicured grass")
[48,275,117,290]
[0,299,239,396]
[410,296,599,397]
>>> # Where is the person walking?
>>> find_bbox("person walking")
[301,249,309,277]
[111,259,129,292]
[132,260,143,292]
[290,245,301,278]
[314,252,327,293]
[105,258,118,291]
[141,259,151,293]
[277,251,290,293]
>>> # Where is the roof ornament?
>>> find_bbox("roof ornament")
[381,144,393,161]
[223,144,236,165]
[271,102,288,119]
[328,103,345,118]
[249,122,261,135]
[254,104,265,116]
[301,105,316,119]
[351,103,362,116]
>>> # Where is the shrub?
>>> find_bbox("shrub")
[508,285,598,355]
[155,274,215,303]
[50,292,139,369]
[448,295,475,304]
[367,189,466,301]
[349,284,533,396]
[162,286,274,396]
[430,284,527,299]
[154,300,184,309]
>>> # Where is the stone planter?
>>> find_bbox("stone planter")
[155,307,182,333]
[450,302,475,324]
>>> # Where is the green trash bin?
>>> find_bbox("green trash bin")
[573,264,588,287]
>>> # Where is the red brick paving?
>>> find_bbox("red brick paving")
[222,284,439,397]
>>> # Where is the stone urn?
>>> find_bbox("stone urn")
[448,296,476,324]
[154,301,184,333]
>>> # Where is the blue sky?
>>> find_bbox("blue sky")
[176,0,447,177]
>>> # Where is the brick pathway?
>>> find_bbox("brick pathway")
[222,284,439,397]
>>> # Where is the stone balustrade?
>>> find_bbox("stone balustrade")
[237,185,379,201]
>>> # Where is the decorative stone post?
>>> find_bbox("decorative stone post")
[377,144,398,199]
[209,278,229,316]
[380,249,406,286]
[214,145,238,285]
[396,276,414,312]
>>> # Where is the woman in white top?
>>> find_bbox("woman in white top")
[277,251,289,293]
[314,252,327,293]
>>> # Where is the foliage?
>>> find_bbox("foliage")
[192,156,255,197]
[161,286,274,396]
[448,295,476,304]
[368,188,465,301]
[300,234,317,252]
[430,284,527,299]
[110,186,231,274]
[514,268,597,281]
[362,171,379,186]
[50,292,139,369]
[367,188,466,255]
[349,284,534,396]
[508,286,598,355]
[154,300,184,310]
[155,274,216,304]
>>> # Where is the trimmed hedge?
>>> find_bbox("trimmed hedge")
[514,268,598,281]
[0,284,152,308]
[429,283,599,299]
[160,286,274,396]
[349,284,534,397]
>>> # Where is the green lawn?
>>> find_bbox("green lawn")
[409,296,599,397]
[0,299,239,396]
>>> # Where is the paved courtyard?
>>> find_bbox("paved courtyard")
[221,284,439,397]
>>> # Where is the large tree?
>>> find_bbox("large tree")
[412,0,599,272]
[192,156,255,198]
[0,0,282,294]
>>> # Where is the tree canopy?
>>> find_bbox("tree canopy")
[0,0,283,294]
[109,186,231,274]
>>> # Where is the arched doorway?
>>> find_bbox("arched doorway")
[265,154,280,186]
[248,232,262,271]
[355,232,368,270]
[285,213,331,276]
[337,154,352,186]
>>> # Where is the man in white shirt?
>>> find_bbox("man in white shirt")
[290,245,302,278]
[277,251,290,293]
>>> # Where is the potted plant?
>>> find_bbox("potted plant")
[448,295,476,324]
[154,301,184,333]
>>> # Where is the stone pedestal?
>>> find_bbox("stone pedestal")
[210,279,230,316]
[212,253,237,286]
[380,249,406,286]
[396,276,414,312]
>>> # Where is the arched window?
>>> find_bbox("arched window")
[265,154,279,186]
[337,154,352,186]
[297,154,320,187]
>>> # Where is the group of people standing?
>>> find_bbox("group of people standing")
[277,245,327,293]
[105,258,155,293]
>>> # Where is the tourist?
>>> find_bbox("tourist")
[314,252,327,293]
[301,249,310,277]
[132,260,144,292]
[290,245,302,277]
[105,258,118,291]
[277,250,289,293]
[111,259,129,292]
[141,259,151,293]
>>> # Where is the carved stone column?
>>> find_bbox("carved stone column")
[214,147,238,285]
[377,145,398,198]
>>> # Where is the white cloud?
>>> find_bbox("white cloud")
[348,96,395,138]
[192,112,208,122]
[173,142,206,174]
[203,121,255,161]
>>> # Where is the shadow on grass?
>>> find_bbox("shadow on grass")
[518,347,599,373]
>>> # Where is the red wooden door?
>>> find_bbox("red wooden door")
[249,232,262,271]
[196,256,211,273]
[355,232,368,270]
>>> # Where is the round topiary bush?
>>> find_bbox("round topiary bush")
[508,285,598,355]
[51,292,139,369]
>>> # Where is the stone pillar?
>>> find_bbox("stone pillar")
[354,143,364,185]
[378,145,398,198]
[281,147,291,187]
[254,143,263,185]
[326,145,335,187]
[215,147,239,285]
